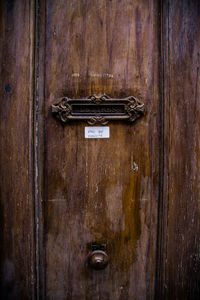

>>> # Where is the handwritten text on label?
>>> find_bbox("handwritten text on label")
[85,127,110,138]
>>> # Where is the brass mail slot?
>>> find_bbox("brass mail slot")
[52,94,145,125]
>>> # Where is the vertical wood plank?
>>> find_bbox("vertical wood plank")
[0,0,36,298]
[158,0,200,298]
[37,0,160,298]
[35,0,47,298]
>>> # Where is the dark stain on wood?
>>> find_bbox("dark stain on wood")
[157,1,200,299]
[0,0,35,299]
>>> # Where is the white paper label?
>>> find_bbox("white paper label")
[85,127,110,138]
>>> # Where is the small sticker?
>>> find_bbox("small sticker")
[85,127,110,138]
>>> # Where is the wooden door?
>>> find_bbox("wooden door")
[0,1,200,299]
[37,1,159,298]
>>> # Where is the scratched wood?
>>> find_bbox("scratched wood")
[37,0,160,299]
[157,1,200,299]
[0,0,35,299]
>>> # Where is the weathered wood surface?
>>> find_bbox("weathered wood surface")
[1,0,200,299]
[157,1,200,299]
[37,0,160,299]
[0,0,35,299]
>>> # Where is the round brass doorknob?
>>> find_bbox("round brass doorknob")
[88,250,109,270]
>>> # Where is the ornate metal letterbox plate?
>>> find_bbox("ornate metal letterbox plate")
[51,94,145,125]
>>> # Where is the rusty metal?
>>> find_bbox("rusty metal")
[52,94,145,125]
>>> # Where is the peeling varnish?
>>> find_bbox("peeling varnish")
[48,199,66,202]
[72,72,114,78]
[132,162,139,172]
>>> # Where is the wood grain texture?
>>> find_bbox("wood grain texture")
[2,1,199,299]
[158,0,200,299]
[37,0,160,299]
[0,0,36,299]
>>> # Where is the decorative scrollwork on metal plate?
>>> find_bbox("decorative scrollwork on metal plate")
[52,94,145,125]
